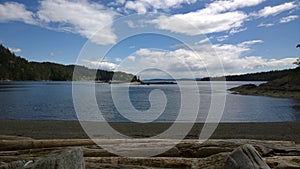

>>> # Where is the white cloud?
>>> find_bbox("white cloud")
[238,40,263,46]
[49,52,55,57]
[125,1,148,14]
[125,0,196,14]
[0,0,117,45]
[266,58,297,67]
[8,47,22,53]
[255,2,297,18]
[108,0,126,6]
[116,40,296,78]
[257,23,274,27]
[195,38,210,45]
[204,40,294,72]
[115,57,122,62]
[279,15,299,23]
[126,20,135,28]
[229,27,247,34]
[151,11,247,35]
[37,0,117,45]
[82,59,117,70]
[216,35,229,42]
[127,55,136,62]
[201,0,265,14]
[0,2,36,24]
[150,0,266,36]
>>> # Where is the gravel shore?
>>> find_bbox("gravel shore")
[1,120,300,143]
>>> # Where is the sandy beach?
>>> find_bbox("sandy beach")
[0,120,299,143]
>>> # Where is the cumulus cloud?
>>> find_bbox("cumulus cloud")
[115,40,296,78]
[201,0,265,14]
[125,0,196,14]
[279,15,299,23]
[254,2,297,18]
[8,47,22,53]
[204,40,295,73]
[0,2,36,24]
[0,0,117,45]
[150,0,265,36]
[151,11,247,35]
[82,59,117,70]
[37,0,117,45]
[127,56,136,62]
[115,57,122,62]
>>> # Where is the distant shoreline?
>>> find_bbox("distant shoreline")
[1,119,300,143]
[230,86,300,100]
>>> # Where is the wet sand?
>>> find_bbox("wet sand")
[0,120,300,143]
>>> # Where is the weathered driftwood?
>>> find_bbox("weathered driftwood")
[228,144,270,169]
[85,157,194,168]
[84,153,229,169]
[84,152,229,169]
[0,139,299,158]
[23,148,85,169]
[264,156,300,169]
[0,160,27,169]
[0,135,33,141]
[0,139,94,151]
[0,138,300,169]
[85,162,166,169]
[0,139,293,158]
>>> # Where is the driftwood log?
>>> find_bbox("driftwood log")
[23,148,85,169]
[228,144,270,169]
[0,136,300,169]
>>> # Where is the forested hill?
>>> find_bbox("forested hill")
[0,44,135,81]
[229,67,300,99]
[200,68,298,81]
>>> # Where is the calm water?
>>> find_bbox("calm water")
[0,81,299,122]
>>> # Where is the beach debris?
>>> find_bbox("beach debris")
[0,139,94,151]
[0,160,28,169]
[0,137,300,168]
[23,148,85,169]
[264,156,300,169]
[228,144,270,169]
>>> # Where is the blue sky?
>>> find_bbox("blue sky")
[0,0,299,78]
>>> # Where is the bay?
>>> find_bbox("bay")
[0,81,299,122]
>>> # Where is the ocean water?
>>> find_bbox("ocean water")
[0,81,299,122]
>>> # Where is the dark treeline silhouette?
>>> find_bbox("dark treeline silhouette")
[295,44,300,66]
[200,68,299,81]
[0,44,135,81]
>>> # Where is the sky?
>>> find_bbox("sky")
[0,0,299,79]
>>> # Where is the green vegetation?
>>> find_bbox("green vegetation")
[200,68,298,81]
[227,44,300,100]
[0,44,135,81]
[294,58,300,67]
[229,67,300,100]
